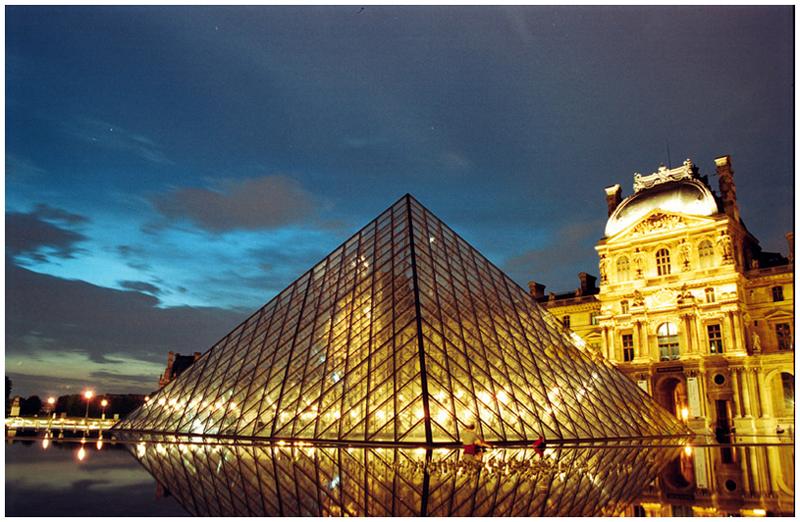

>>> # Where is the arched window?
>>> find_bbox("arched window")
[657,322,680,361]
[698,240,714,269]
[656,248,671,276]
[780,373,794,413]
[617,256,630,281]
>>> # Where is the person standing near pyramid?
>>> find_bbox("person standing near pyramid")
[462,422,490,460]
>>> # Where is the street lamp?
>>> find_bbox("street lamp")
[83,390,94,420]
[100,399,108,420]
[47,397,56,419]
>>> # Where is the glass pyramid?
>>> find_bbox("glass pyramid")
[114,194,685,443]
[115,434,682,516]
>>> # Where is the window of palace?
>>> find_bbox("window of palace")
[698,239,714,269]
[781,373,794,413]
[776,323,792,351]
[590,312,599,325]
[705,287,715,303]
[622,333,634,362]
[621,300,629,314]
[657,322,680,361]
[562,315,571,329]
[772,286,784,302]
[616,256,630,281]
[655,248,671,276]
[707,324,723,354]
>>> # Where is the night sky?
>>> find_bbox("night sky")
[6,6,794,397]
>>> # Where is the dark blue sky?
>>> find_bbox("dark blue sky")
[6,6,794,396]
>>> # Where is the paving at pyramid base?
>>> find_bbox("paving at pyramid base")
[113,195,689,445]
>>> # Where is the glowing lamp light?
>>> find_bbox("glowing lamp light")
[752,509,767,517]
[96,439,104,450]
[77,446,86,461]
[83,390,94,400]
[47,397,56,406]
[684,444,693,456]
[100,399,108,408]
[680,407,690,422]
[42,436,50,450]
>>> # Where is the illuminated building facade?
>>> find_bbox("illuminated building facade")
[534,156,794,515]
[116,195,684,444]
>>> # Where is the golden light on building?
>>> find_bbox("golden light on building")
[535,156,793,439]
[533,156,795,517]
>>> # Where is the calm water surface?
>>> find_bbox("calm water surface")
[4,432,795,517]
[5,436,186,517]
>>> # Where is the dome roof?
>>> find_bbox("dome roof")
[605,178,720,237]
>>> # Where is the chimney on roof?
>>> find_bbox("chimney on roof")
[577,272,597,296]
[604,184,622,217]
[528,281,546,299]
[786,232,794,263]
[715,155,740,222]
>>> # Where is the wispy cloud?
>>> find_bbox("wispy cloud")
[6,154,47,181]
[151,175,317,233]
[65,117,173,165]
[6,204,90,263]
[503,219,603,292]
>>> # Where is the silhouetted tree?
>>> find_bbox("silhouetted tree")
[19,395,43,416]
[5,377,11,415]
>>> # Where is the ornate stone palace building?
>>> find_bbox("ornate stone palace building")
[530,156,794,516]
[532,156,794,438]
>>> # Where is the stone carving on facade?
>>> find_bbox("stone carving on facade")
[598,254,608,284]
[679,240,691,271]
[676,284,694,304]
[632,248,644,278]
[632,290,645,307]
[633,159,695,193]
[751,331,761,354]
[652,288,675,307]
[631,213,686,236]
[717,231,733,263]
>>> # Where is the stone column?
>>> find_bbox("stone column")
[739,367,755,418]
[756,368,773,418]
[681,314,694,354]
[730,368,744,418]
[731,311,745,353]
[609,327,618,362]
[739,446,753,495]
[724,312,737,354]
[747,368,761,418]
[698,369,709,419]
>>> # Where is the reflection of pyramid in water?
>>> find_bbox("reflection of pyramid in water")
[115,195,685,443]
[116,434,682,516]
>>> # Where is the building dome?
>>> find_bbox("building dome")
[605,167,720,237]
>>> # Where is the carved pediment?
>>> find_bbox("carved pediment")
[606,210,717,244]
[631,213,686,236]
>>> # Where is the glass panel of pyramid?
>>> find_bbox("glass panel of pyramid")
[114,194,686,443]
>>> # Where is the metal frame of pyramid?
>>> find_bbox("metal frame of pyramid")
[114,194,686,444]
